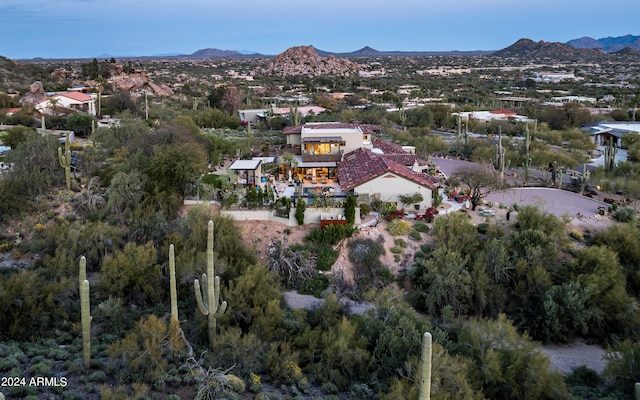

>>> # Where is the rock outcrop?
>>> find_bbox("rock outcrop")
[260,46,359,77]
[19,81,47,106]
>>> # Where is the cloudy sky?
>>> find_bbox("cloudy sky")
[1,0,638,59]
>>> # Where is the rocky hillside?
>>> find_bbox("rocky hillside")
[259,46,360,77]
[492,38,605,61]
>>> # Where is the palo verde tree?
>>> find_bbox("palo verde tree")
[451,166,501,210]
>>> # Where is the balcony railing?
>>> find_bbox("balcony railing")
[301,153,342,162]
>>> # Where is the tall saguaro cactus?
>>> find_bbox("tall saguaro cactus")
[523,123,531,186]
[79,256,91,368]
[604,137,618,172]
[419,332,432,400]
[578,164,590,195]
[169,244,179,323]
[493,126,510,185]
[58,132,72,191]
[193,220,228,350]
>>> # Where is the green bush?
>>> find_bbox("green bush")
[305,224,356,245]
[394,238,407,248]
[299,274,330,298]
[100,242,163,306]
[614,207,636,222]
[387,219,412,236]
[295,198,306,225]
[413,221,429,233]
[316,245,339,271]
[390,246,404,254]
[359,203,371,216]
[409,230,422,241]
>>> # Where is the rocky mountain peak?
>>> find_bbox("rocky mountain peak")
[261,45,360,77]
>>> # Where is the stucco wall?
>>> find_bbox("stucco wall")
[354,173,433,209]
[219,207,360,226]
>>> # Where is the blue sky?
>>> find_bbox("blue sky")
[1,0,639,59]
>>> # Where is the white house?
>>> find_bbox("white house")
[337,147,438,209]
[36,92,96,116]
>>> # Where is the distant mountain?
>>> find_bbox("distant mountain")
[190,48,243,57]
[567,34,640,52]
[492,38,603,60]
[566,37,602,49]
[152,52,184,57]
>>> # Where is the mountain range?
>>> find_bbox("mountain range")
[178,34,640,59]
[566,34,640,52]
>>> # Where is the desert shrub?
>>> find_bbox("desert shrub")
[387,219,412,236]
[213,327,265,377]
[100,241,162,306]
[305,317,370,390]
[349,238,387,288]
[305,224,355,245]
[108,315,185,384]
[458,314,567,400]
[92,296,138,337]
[394,238,407,248]
[604,339,640,397]
[299,274,330,298]
[614,207,636,222]
[568,228,584,241]
[409,230,422,241]
[413,221,429,233]
[0,269,75,340]
[349,238,385,268]
[390,246,404,254]
[316,245,338,271]
[264,342,307,390]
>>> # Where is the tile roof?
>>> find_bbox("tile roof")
[371,138,428,166]
[337,147,438,192]
[55,92,93,102]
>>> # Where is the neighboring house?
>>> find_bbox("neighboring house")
[583,121,640,146]
[337,147,438,209]
[455,109,534,123]
[238,105,327,125]
[36,92,96,116]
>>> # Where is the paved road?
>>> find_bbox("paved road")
[432,157,608,217]
[485,188,607,218]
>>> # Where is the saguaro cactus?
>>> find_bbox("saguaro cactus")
[493,126,510,185]
[58,132,72,191]
[419,332,432,400]
[169,244,179,323]
[578,164,590,195]
[604,137,618,172]
[523,123,531,186]
[79,256,87,287]
[80,255,92,368]
[194,220,228,350]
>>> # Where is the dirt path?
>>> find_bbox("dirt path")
[540,338,607,375]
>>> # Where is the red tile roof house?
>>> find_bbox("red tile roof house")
[36,92,96,116]
[337,147,439,210]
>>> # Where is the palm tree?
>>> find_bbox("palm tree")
[280,152,298,182]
